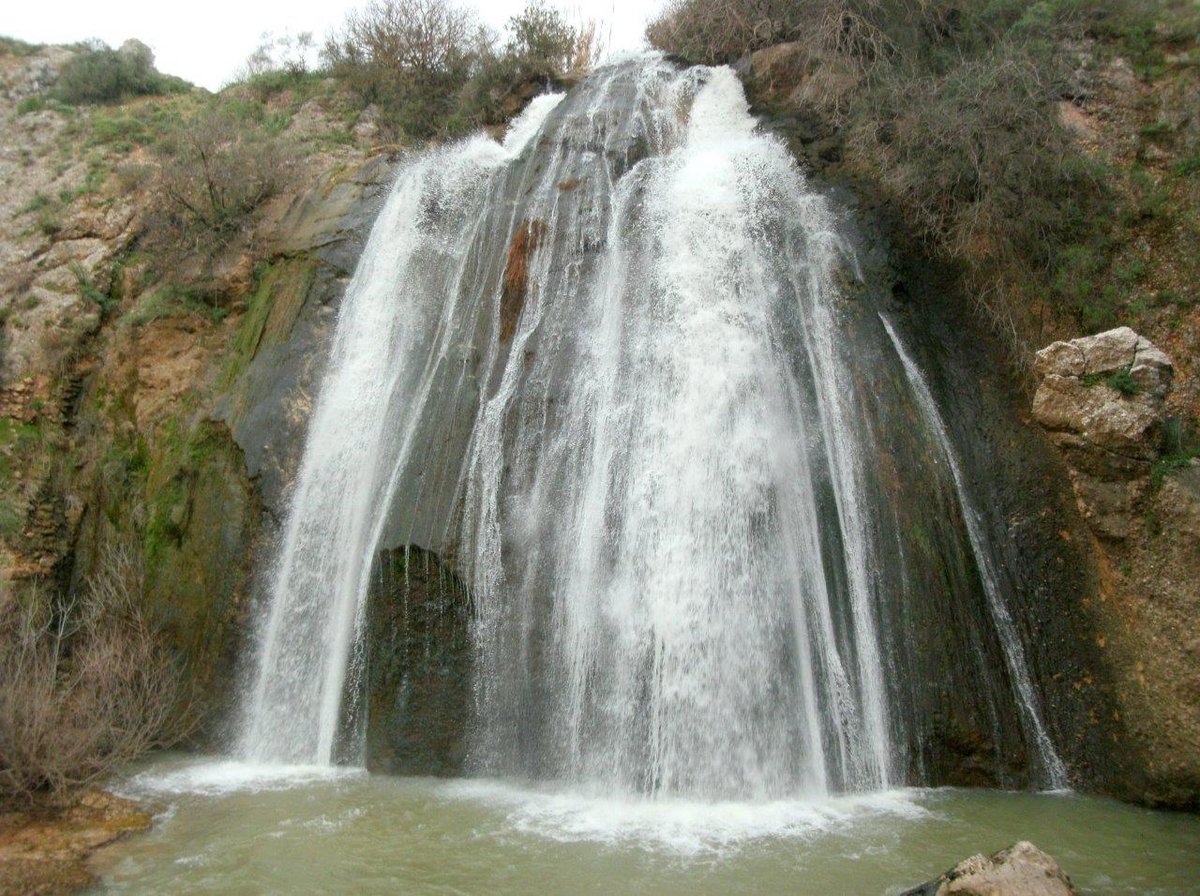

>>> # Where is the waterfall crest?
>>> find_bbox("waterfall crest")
[238,55,1063,796]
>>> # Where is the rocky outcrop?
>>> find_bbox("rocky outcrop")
[215,154,395,513]
[901,841,1077,896]
[1032,326,1172,539]
[1033,328,1200,809]
[0,790,151,896]
[0,41,400,738]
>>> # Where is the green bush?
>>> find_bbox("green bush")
[322,0,481,139]
[505,0,576,79]
[54,39,191,105]
[0,35,40,57]
[324,0,583,139]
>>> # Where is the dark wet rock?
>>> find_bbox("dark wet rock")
[901,841,1078,896]
[215,155,395,513]
[362,546,472,776]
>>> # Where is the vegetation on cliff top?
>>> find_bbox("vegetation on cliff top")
[648,0,1200,373]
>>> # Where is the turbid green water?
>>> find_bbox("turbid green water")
[94,757,1198,895]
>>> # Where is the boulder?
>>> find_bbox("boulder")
[1032,328,1174,540]
[1033,327,1173,460]
[901,841,1078,896]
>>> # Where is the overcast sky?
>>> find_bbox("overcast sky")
[4,0,654,91]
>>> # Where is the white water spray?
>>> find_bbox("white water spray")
[236,55,1064,797]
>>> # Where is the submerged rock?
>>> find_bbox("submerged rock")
[900,841,1078,896]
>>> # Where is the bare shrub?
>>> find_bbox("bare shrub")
[241,30,316,81]
[570,19,608,72]
[154,108,294,242]
[0,547,193,806]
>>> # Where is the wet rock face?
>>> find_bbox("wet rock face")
[216,155,396,515]
[1032,327,1173,539]
[361,546,472,776]
[901,841,1078,896]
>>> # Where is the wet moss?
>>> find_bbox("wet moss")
[222,257,317,388]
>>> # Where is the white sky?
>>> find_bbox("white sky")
[4,0,655,91]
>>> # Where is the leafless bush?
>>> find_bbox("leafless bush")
[154,109,294,242]
[240,30,316,81]
[646,0,797,64]
[570,20,608,72]
[0,547,194,806]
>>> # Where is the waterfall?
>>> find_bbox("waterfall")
[237,54,1063,796]
[238,94,569,764]
[878,314,1068,788]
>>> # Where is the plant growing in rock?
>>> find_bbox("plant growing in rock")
[153,107,295,241]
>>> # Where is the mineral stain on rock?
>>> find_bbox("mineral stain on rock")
[500,218,547,343]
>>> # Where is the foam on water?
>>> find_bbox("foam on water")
[118,758,365,797]
[440,780,928,854]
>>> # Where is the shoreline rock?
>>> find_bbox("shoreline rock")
[0,790,151,896]
[1032,326,1173,539]
[900,841,1078,896]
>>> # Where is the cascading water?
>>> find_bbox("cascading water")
[238,93,569,764]
[878,314,1068,788]
[238,54,1064,796]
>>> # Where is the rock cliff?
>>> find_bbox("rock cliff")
[1033,328,1200,808]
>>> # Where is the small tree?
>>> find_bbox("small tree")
[154,108,294,240]
[505,1,577,79]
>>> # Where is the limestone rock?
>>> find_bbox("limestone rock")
[0,790,151,896]
[901,841,1078,896]
[1033,327,1173,465]
[1032,328,1174,541]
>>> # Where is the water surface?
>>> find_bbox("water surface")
[95,757,1199,895]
